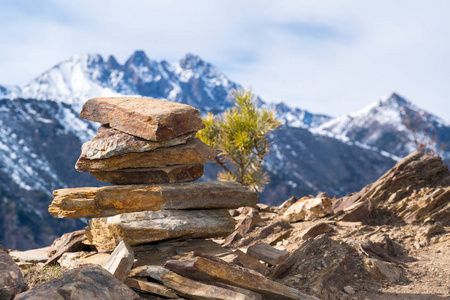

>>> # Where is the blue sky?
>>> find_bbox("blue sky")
[1,0,449,120]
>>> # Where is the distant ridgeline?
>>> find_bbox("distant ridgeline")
[0,51,449,249]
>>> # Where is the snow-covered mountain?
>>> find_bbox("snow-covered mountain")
[1,51,447,250]
[316,93,450,159]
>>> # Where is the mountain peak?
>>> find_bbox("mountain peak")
[380,92,411,108]
[179,53,205,69]
[107,55,121,69]
[126,50,150,66]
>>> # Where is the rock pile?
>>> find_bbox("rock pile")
[48,97,259,252]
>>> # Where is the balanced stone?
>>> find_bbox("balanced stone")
[85,209,235,252]
[79,97,205,141]
[49,181,259,219]
[82,125,196,160]
[76,138,214,172]
[90,164,204,185]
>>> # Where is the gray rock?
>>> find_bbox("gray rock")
[0,249,24,300]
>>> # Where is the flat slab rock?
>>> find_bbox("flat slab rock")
[82,125,196,160]
[75,138,214,172]
[79,97,205,141]
[90,164,204,185]
[15,265,139,300]
[0,249,24,300]
[50,181,259,219]
[85,209,236,252]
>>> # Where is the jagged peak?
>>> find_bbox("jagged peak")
[179,53,206,70]
[379,92,411,108]
[125,50,150,67]
[106,55,121,69]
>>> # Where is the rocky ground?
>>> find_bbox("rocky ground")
[1,152,449,300]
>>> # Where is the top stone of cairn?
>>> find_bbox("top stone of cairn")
[80,97,205,141]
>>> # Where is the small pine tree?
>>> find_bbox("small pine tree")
[197,89,282,191]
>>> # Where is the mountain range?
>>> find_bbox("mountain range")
[0,50,449,250]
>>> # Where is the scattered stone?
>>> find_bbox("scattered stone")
[299,222,334,241]
[278,196,297,211]
[75,138,214,172]
[343,285,355,295]
[247,243,289,266]
[236,213,262,236]
[15,265,139,300]
[131,265,263,300]
[8,247,50,264]
[103,241,134,282]
[48,230,86,256]
[50,181,258,219]
[165,252,318,300]
[124,278,179,299]
[338,199,372,224]
[0,249,24,300]
[82,125,196,160]
[231,249,269,275]
[79,97,205,141]
[282,196,333,223]
[363,258,401,283]
[223,232,243,248]
[90,164,204,185]
[44,234,86,267]
[85,209,235,252]
[415,222,445,247]
[58,252,110,269]
[268,229,293,246]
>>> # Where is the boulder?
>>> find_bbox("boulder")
[75,138,214,172]
[282,196,332,223]
[103,241,134,282]
[90,164,204,185]
[50,181,259,219]
[79,97,205,141]
[363,257,401,283]
[85,209,235,252]
[15,265,139,300]
[0,249,24,300]
[81,125,195,160]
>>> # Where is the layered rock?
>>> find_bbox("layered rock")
[50,181,258,218]
[76,138,214,172]
[90,164,204,185]
[85,210,235,252]
[333,152,450,224]
[0,249,24,300]
[81,125,196,160]
[79,97,205,141]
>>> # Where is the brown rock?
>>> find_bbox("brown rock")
[278,196,297,211]
[222,232,242,248]
[50,181,259,219]
[85,209,235,252]
[247,243,289,266]
[103,241,134,282]
[231,249,269,275]
[131,265,263,300]
[90,164,204,185]
[338,199,372,223]
[8,247,50,264]
[0,249,24,300]
[363,257,401,283]
[76,138,214,172]
[79,97,205,141]
[82,125,196,160]
[282,196,333,223]
[164,253,318,300]
[58,252,111,269]
[44,233,86,267]
[299,221,334,241]
[15,265,139,300]
[236,213,262,236]
[124,278,179,298]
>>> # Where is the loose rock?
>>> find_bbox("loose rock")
[0,249,24,300]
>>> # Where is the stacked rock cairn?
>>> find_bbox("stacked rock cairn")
[49,97,259,252]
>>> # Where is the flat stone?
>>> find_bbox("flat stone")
[75,138,214,172]
[338,199,372,224]
[103,241,134,282]
[85,209,235,252]
[90,164,204,185]
[282,196,333,223]
[82,125,196,160]
[58,252,111,269]
[131,265,263,300]
[299,222,334,241]
[164,253,318,300]
[79,97,205,141]
[8,247,50,263]
[0,249,24,300]
[15,265,139,300]
[124,278,179,299]
[246,243,289,266]
[278,196,297,211]
[50,181,259,219]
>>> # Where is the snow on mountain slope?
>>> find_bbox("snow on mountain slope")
[0,85,22,99]
[316,93,450,158]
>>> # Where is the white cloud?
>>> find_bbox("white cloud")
[0,0,449,121]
